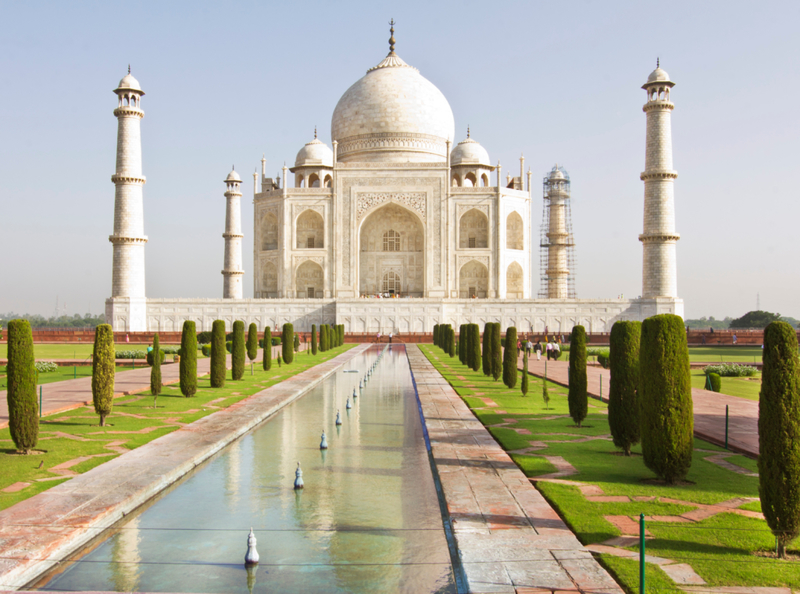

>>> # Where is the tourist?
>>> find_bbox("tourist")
[526,339,533,355]
[733,333,738,345]
[389,333,393,344]
[534,340,542,361]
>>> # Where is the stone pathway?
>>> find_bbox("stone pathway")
[407,345,623,594]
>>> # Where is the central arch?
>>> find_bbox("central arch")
[459,260,489,298]
[296,209,324,249]
[459,208,488,248]
[295,260,323,298]
[359,203,424,297]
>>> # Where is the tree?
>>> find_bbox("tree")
[491,323,502,381]
[503,326,518,388]
[232,321,245,380]
[568,325,588,428]
[448,325,455,357]
[459,324,467,364]
[521,351,529,396]
[339,324,344,347]
[262,327,272,371]
[758,321,800,558]
[640,314,693,484]
[282,323,294,364]
[6,319,38,453]
[150,334,162,405]
[247,323,258,362]
[180,321,197,397]
[92,324,115,426]
[320,324,327,352]
[482,323,492,376]
[729,310,782,329]
[210,320,226,388]
[294,333,300,352]
[470,324,481,372]
[608,321,641,455]
[433,324,439,348]
[311,324,318,355]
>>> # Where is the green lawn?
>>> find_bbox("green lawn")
[690,370,762,401]
[688,346,763,364]
[420,345,798,593]
[0,345,354,511]
[0,343,97,360]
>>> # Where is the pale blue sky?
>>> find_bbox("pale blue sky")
[1,0,797,320]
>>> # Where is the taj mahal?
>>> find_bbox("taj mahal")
[106,27,683,333]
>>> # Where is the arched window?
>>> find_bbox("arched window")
[464,172,477,187]
[451,174,461,187]
[506,212,524,250]
[459,209,488,249]
[383,229,400,252]
[308,173,320,188]
[323,174,332,188]
[261,212,278,251]
[296,209,324,249]
[382,271,401,294]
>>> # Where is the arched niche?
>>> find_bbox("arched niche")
[261,212,278,251]
[261,261,278,297]
[296,209,324,249]
[464,172,477,187]
[323,174,332,188]
[308,173,320,188]
[506,211,524,250]
[459,208,488,249]
[295,260,323,298]
[459,260,489,298]
[481,173,489,187]
[506,262,523,298]
[358,203,424,297]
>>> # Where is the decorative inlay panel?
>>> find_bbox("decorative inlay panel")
[357,192,426,221]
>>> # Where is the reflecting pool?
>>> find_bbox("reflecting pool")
[34,345,456,593]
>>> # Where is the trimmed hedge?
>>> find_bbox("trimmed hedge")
[703,363,758,377]
[150,334,162,397]
[459,324,467,365]
[311,324,318,355]
[247,323,258,362]
[294,333,300,352]
[210,320,226,388]
[262,327,272,371]
[180,321,197,397]
[568,325,588,428]
[282,323,294,364]
[758,321,800,558]
[707,373,722,392]
[482,323,491,376]
[491,323,502,381]
[232,321,245,380]
[503,326,518,388]
[146,350,165,365]
[608,320,641,455]
[92,324,115,426]
[521,351,529,396]
[640,314,693,484]
[7,319,38,453]
[448,325,455,357]
[197,331,212,344]
[201,344,211,357]
[470,324,481,372]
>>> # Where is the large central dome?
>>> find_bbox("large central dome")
[331,51,455,163]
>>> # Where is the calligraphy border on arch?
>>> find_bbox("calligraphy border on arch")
[356,192,426,222]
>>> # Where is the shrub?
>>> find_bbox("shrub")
[448,325,455,357]
[146,349,165,366]
[311,324,318,355]
[640,314,693,483]
[482,323,491,376]
[160,345,181,355]
[703,363,758,377]
[150,334,162,399]
[521,351,529,396]
[7,319,38,453]
[609,321,641,455]
[320,324,327,352]
[758,321,800,558]
[247,323,258,362]
[201,344,212,357]
[262,327,272,371]
[707,372,722,392]
[232,321,245,380]
[115,350,147,359]
[271,337,281,346]
[491,323,502,381]
[180,321,197,397]
[294,333,300,352]
[92,324,115,426]
[197,331,213,344]
[210,320,226,388]
[225,341,232,354]
[470,324,481,372]
[458,324,466,364]
[282,323,294,364]
[35,361,58,373]
[339,324,345,346]
[503,327,518,388]
[568,325,588,428]
[596,353,610,369]
[434,324,440,348]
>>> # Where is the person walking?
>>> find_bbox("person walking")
[534,340,542,361]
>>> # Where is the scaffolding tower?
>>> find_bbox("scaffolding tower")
[539,164,576,298]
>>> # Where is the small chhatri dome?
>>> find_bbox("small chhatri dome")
[225,167,241,183]
[115,67,144,94]
[295,136,334,168]
[645,60,672,85]
[548,164,567,180]
[450,131,491,167]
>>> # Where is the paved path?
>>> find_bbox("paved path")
[519,354,759,457]
[0,345,301,429]
[408,345,623,594]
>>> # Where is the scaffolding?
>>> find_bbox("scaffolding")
[539,164,577,299]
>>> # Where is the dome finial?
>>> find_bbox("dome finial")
[128,64,131,75]
[388,18,396,54]
[467,125,470,139]
[314,126,317,139]
[657,57,660,68]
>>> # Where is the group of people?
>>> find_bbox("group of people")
[516,336,562,361]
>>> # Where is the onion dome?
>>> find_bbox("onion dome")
[450,131,491,167]
[114,67,144,95]
[225,168,241,183]
[548,164,567,181]
[294,137,334,168]
[643,60,674,88]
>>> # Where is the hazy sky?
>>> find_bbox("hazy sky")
[1,0,797,320]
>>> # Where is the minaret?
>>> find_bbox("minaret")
[542,165,574,299]
[110,68,148,331]
[640,61,680,299]
[222,167,244,299]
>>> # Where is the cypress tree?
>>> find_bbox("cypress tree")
[482,323,492,376]
[247,323,258,362]
[640,314,693,484]
[433,324,439,348]
[311,324,318,355]
[758,321,800,558]
[608,321,641,455]
[568,325,588,428]
[92,323,115,426]
[232,321,245,380]
[459,324,467,364]
[339,324,344,347]
[6,319,38,453]
[320,324,327,351]
[491,323,502,381]
[503,326,518,388]
[150,334,162,404]
[262,327,272,371]
[470,324,481,372]
[521,351,529,396]
[180,321,197,397]
[210,320,226,388]
[464,324,473,367]
[294,333,300,353]
[282,323,294,364]
[448,325,455,357]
